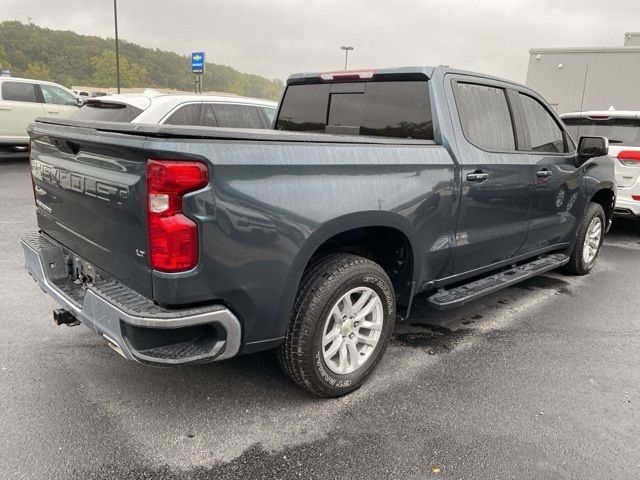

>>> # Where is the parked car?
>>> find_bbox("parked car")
[0,77,80,147]
[72,92,278,128]
[72,90,90,99]
[562,110,640,218]
[22,66,615,397]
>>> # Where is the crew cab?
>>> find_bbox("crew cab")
[22,66,615,397]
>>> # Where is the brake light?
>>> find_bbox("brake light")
[633,195,640,201]
[617,150,640,166]
[320,69,376,81]
[146,160,208,272]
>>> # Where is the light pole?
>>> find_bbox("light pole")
[113,0,121,93]
[340,46,354,70]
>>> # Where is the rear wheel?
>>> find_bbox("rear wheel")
[278,254,395,397]
[563,202,606,275]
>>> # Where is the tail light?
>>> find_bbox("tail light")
[146,159,208,272]
[617,150,640,166]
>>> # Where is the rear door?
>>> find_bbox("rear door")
[448,76,534,274]
[514,92,580,252]
[0,81,45,143]
[39,84,80,118]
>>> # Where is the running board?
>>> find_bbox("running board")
[427,254,569,310]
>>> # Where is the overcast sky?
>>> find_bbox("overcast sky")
[2,0,639,82]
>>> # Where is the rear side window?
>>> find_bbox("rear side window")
[213,104,264,129]
[73,102,143,122]
[454,83,515,151]
[518,93,568,153]
[164,104,203,126]
[276,81,433,140]
[1,81,38,103]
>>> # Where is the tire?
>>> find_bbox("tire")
[562,202,606,275]
[278,254,395,398]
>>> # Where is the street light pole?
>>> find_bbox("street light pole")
[113,0,121,93]
[340,46,354,70]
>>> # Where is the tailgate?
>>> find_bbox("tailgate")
[29,122,153,297]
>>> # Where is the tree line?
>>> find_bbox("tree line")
[0,20,284,100]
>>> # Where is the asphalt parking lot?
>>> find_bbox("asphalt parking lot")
[1,158,639,480]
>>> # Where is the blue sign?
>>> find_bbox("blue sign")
[191,52,205,74]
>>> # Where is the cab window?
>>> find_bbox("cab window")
[1,81,38,103]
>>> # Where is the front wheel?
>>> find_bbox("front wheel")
[563,202,606,275]
[278,254,395,397]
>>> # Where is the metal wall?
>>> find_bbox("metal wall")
[525,47,640,114]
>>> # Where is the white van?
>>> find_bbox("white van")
[0,77,81,146]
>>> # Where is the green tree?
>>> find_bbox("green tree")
[90,50,148,88]
[24,61,51,80]
[0,45,10,71]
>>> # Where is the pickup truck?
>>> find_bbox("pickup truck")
[22,66,615,397]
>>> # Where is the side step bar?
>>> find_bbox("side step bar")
[427,254,569,310]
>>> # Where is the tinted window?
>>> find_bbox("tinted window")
[41,85,78,106]
[202,104,218,127]
[276,84,329,132]
[563,117,640,147]
[164,104,203,126]
[276,81,433,139]
[455,83,515,151]
[519,94,567,153]
[1,81,38,103]
[73,101,143,122]
[213,104,264,129]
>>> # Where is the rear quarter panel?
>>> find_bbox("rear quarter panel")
[144,138,457,348]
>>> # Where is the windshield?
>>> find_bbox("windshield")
[563,117,640,146]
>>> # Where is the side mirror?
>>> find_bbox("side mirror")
[577,136,608,159]
[76,97,84,107]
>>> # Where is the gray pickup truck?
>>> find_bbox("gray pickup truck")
[22,66,615,397]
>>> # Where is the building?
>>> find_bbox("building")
[526,33,640,114]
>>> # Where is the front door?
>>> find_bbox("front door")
[39,84,80,119]
[447,78,534,274]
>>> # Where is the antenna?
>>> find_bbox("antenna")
[576,64,589,140]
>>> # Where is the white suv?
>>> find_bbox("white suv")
[0,77,81,147]
[72,92,278,129]
[562,110,640,218]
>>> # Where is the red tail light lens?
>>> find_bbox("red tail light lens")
[617,150,640,166]
[146,160,208,272]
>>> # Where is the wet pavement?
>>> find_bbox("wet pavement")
[1,159,639,479]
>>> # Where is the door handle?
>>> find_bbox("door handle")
[0,107,11,111]
[536,169,552,179]
[466,171,489,182]
[47,110,60,114]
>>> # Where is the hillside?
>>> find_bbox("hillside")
[0,20,284,100]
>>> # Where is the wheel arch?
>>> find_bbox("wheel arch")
[273,211,421,339]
